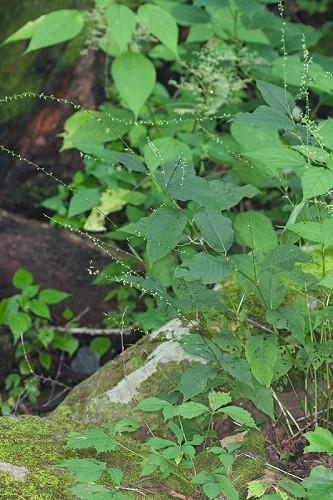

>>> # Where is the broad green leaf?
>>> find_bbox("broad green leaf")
[39,289,70,304]
[257,271,285,310]
[174,252,232,285]
[243,147,305,175]
[107,467,124,486]
[138,4,178,57]
[26,10,84,53]
[287,221,323,243]
[231,122,281,152]
[59,458,106,483]
[256,80,295,115]
[234,211,278,252]
[52,333,79,356]
[75,142,146,173]
[305,342,333,370]
[245,335,278,387]
[208,391,232,411]
[106,4,136,52]
[137,397,171,412]
[66,429,117,453]
[177,365,218,401]
[319,118,333,151]
[175,402,209,419]
[318,272,333,289]
[247,480,268,499]
[90,337,111,360]
[293,145,330,164]
[203,482,223,500]
[235,378,275,420]
[172,4,211,25]
[37,328,54,348]
[9,313,32,343]
[12,269,33,289]
[209,181,260,210]
[113,418,141,434]
[304,427,333,456]
[3,16,44,44]
[302,167,333,201]
[194,208,234,253]
[173,279,226,313]
[220,405,257,429]
[68,188,100,218]
[146,436,176,450]
[220,356,254,388]
[145,207,187,266]
[278,480,308,499]
[29,299,51,320]
[39,351,51,370]
[262,245,312,271]
[301,465,333,498]
[234,105,295,132]
[143,138,192,172]
[266,305,305,345]
[111,52,156,118]
[218,476,239,500]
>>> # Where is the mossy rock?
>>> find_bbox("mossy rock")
[53,318,206,430]
[0,415,193,499]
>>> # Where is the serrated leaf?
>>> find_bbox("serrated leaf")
[256,80,295,115]
[138,4,178,57]
[301,465,333,498]
[111,52,156,118]
[245,335,278,387]
[37,328,54,348]
[177,365,218,401]
[203,482,223,500]
[243,147,305,175]
[175,402,209,419]
[220,355,254,388]
[107,467,124,486]
[234,105,295,132]
[194,208,234,253]
[106,4,136,52]
[287,221,323,243]
[208,391,232,411]
[68,188,100,218]
[219,405,257,429]
[137,397,171,412]
[262,245,312,271]
[145,207,187,266]
[266,305,305,345]
[26,10,84,53]
[210,182,260,210]
[59,458,106,483]
[318,272,333,289]
[174,252,232,285]
[304,426,333,456]
[66,429,117,453]
[218,476,239,500]
[319,118,333,151]
[247,480,268,499]
[302,167,333,201]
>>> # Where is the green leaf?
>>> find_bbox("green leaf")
[219,405,257,429]
[175,402,209,419]
[111,52,156,118]
[245,335,278,387]
[302,167,333,201]
[9,313,32,343]
[107,467,124,486]
[172,5,211,25]
[262,245,312,271]
[243,147,305,176]
[278,480,308,499]
[318,273,333,289]
[52,333,79,356]
[234,105,295,132]
[220,356,254,388]
[37,328,54,348]
[302,465,333,499]
[266,305,305,345]
[145,207,187,266]
[210,182,260,211]
[137,397,171,412]
[146,437,175,450]
[177,365,218,401]
[66,429,117,453]
[3,16,44,44]
[12,269,33,289]
[39,289,70,304]
[144,138,193,172]
[218,475,239,500]
[113,418,141,434]
[203,482,223,500]
[106,4,136,53]
[319,118,333,151]
[59,458,106,483]
[138,5,178,57]
[39,351,52,370]
[304,427,333,456]
[29,299,51,320]
[234,211,278,252]
[26,10,84,53]
[174,252,232,285]
[89,337,111,360]
[287,221,323,243]
[208,391,232,411]
[194,208,234,253]
[235,378,275,420]
[305,342,333,370]
[68,188,100,218]
[247,480,268,499]
[256,80,295,115]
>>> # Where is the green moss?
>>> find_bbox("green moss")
[0,415,193,499]
[232,432,266,498]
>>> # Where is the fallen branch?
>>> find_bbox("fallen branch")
[51,322,140,336]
